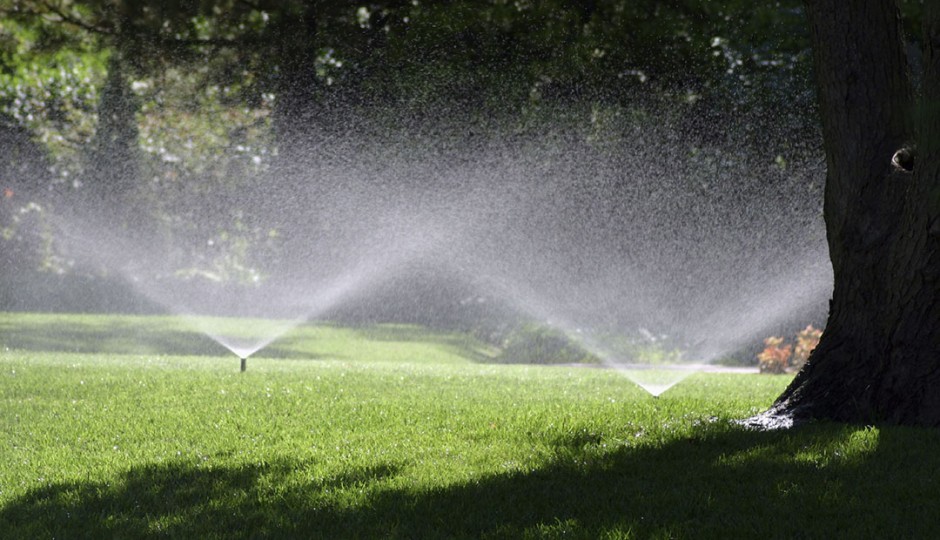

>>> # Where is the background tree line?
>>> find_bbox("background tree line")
[0,1,923,318]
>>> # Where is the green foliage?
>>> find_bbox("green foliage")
[631,342,687,366]
[0,16,104,187]
[0,198,64,274]
[496,323,597,364]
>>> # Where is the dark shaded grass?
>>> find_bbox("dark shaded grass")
[3,422,938,539]
[0,314,488,363]
[0,316,231,357]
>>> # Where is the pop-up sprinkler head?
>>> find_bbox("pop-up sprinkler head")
[240,357,247,372]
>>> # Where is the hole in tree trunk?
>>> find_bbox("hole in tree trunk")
[892,147,915,172]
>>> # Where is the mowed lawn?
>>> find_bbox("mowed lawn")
[2,313,940,538]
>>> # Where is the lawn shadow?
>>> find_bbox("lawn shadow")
[0,317,323,360]
[0,457,402,538]
[3,423,939,538]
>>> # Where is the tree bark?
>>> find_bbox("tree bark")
[271,2,329,177]
[750,0,940,427]
[257,2,335,231]
[85,2,144,231]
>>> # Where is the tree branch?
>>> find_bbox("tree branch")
[236,0,263,11]
[39,0,115,35]
[1,3,265,50]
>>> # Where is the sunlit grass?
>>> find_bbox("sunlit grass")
[2,313,940,538]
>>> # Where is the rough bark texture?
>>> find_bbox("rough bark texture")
[261,3,335,228]
[88,50,140,215]
[271,2,329,177]
[749,0,940,428]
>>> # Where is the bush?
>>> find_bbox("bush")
[757,325,823,374]
[757,336,791,374]
[792,325,823,369]
[496,324,597,365]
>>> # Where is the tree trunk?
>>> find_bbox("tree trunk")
[87,44,141,223]
[257,2,333,231]
[750,1,940,427]
[271,3,328,178]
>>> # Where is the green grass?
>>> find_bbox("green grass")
[2,313,940,538]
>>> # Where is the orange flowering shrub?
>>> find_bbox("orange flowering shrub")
[792,325,823,369]
[758,336,792,374]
